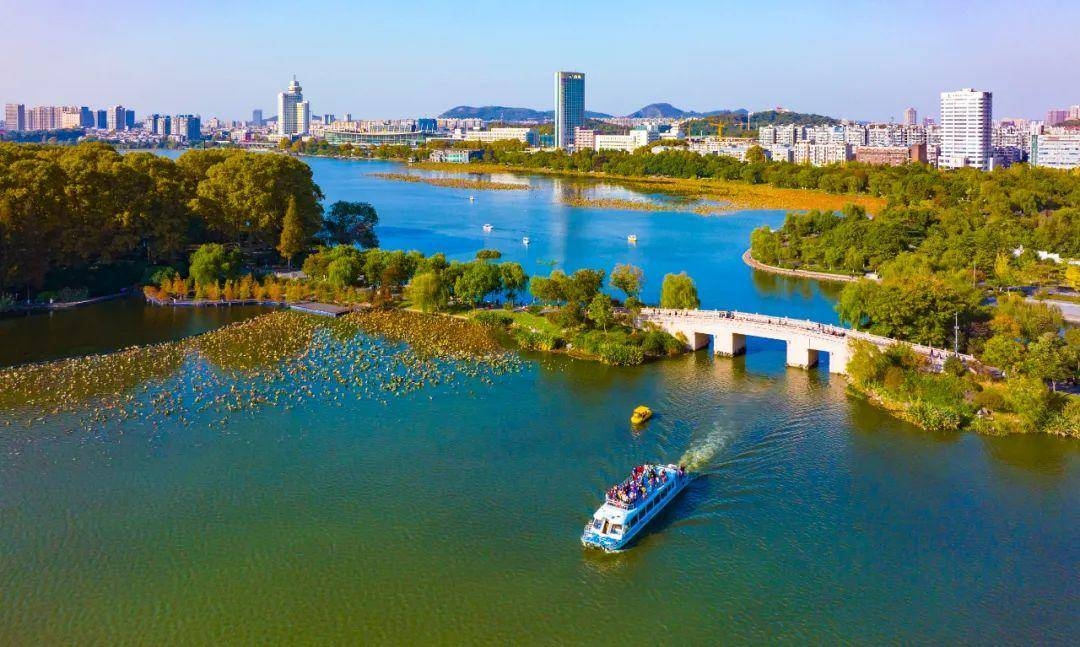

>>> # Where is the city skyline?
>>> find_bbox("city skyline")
[3,0,1079,121]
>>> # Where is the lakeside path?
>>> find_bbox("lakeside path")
[742,249,872,283]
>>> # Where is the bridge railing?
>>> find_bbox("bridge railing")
[639,308,976,363]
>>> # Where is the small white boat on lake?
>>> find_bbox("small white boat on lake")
[581,463,689,551]
[483,224,493,232]
[468,195,476,202]
[522,236,530,245]
[627,234,638,243]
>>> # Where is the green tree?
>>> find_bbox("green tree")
[189,243,242,286]
[321,201,379,248]
[326,250,363,288]
[610,263,644,300]
[745,145,767,163]
[499,262,528,305]
[475,249,502,261]
[660,272,700,309]
[1024,333,1073,390]
[1064,264,1080,290]
[587,293,615,331]
[277,196,307,267]
[405,271,447,312]
[454,261,502,306]
[980,334,1026,374]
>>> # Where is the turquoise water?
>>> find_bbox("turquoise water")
[1,156,1077,643]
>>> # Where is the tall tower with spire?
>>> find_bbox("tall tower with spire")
[277,75,311,138]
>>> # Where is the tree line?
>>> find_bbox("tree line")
[0,143,378,299]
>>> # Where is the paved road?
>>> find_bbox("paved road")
[1026,298,1080,324]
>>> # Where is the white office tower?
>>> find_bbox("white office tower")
[940,89,992,170]
[278,76,311,137]
[554,71,585,149]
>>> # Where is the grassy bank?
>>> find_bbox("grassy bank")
[415,161,886,213]
[468,308,686,366]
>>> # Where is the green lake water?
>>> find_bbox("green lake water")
[1,157,1076,643]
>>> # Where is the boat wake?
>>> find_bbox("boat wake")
[679,422,738,472]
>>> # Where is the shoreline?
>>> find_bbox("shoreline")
[741,249,866,283]
[414,161,886,213]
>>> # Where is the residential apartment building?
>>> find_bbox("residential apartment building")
[5,103,25,131]
[793,142,852,166]
[903,107,917,126]
[687,137,755,160]
[554,71,585,149]
[574,127,596,150]
[106,105,126,131]
[172,115,201,141]
[939,88,992,170]
[855,144,927,166]
[1030,133,1080,169]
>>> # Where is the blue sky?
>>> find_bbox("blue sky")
[3,0,1078,121]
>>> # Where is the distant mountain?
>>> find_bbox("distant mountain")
[624,103,749,119]
[438,105,612,121]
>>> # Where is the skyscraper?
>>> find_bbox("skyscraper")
[252,109,263,126]
[106,105,126,131]
[554,71,585,149]
[95,110,107,129]
[173,115,201,141]
[940,88,992,170]
[903,107,917,126]
[277,76,310,138]
[125,109,136,129]
[5,103,25,132]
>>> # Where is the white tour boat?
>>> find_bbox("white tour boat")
[581,463,689,551]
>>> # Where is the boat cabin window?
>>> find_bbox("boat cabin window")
[610,524,624,535]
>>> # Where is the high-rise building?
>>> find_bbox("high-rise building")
[1031,133,1080,170]
[940,88,992,170]
[125,110,135,129]
[344,112,353,122]
[903,107,917,126]
[277,76,311,137]
[173,115,201,141]
[106,105,126,131]
[95,110,107,129]
[252,109,263,126]
[5,103,25,132]
[79,106,94,127]
[554,71,585,149]
[1046,109,1069,126]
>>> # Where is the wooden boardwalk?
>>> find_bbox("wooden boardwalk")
[289,302,354,317]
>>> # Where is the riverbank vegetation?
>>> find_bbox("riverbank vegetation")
[0,143,378,302]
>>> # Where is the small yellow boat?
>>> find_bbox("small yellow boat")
[630,405,653,425]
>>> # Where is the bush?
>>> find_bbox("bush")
[942,355,967,377]
[973,389,1007,412]
[143,265,179,287]
[515,329,560,351]
[596,342,645,366]
[472,311,513,327]
[0,294,13,312]
[882,366,905,392]
[908,401,965,432]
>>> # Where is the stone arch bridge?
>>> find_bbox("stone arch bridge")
[639,308,974,376]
